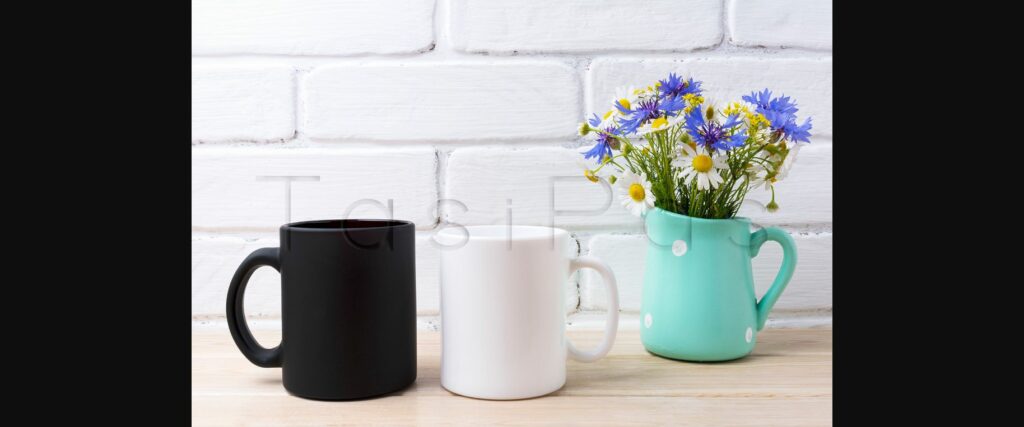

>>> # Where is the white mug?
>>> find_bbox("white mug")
[437,225,619,400]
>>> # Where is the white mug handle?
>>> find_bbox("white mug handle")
[567,256,619,362]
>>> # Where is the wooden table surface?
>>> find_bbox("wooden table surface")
[192,328,832,426]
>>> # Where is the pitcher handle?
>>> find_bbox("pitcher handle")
[750,227,798,331]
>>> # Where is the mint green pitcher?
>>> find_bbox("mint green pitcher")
[640,208,797,361]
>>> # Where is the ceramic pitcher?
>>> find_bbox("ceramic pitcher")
[640,208,796,361]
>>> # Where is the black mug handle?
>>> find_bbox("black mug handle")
[226,247,283,368]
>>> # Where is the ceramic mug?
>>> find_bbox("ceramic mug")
[437,225,619,400]
[227,219,417,400]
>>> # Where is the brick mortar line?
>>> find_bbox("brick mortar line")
[189,51,833,65]
[192,0,829,62]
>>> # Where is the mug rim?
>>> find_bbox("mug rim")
[437,224,569,242]
[282,219,415,232]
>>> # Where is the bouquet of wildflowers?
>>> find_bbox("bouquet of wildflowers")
[578,74,812,219]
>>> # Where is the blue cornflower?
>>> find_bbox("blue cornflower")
[760,109,794,130]
[743,88,812,142]
[617,96,686,134]
[582,126,620,163]
[587,113,603,127]
[781,117,812,143]
[658,74,702,99]
[742,89,773,111]
[743,89,795,113]
[769,95,798,116]
[683,106,747,151]
[743,89,797,127]
[721,113,743,129]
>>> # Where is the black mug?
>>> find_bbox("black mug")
[227,219,417,400]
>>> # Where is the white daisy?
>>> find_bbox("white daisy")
[585,108,619,131]
[576,158,611,184]
[611,86,639,115]
[747,163,771,191]
[744,151,772,191]
[746,143,801,191]
[637,113,685,135]
[698,97,723,117]
[774,143,801,182]
[616,170,656,217]
[674,144,727,190]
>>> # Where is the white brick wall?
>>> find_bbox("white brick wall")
[304,62,580,140]
[192,146,438,230]
[450,0,723,54]
[191,65,295,142]
[445,147,643,229]
[728,0,833,50]
[191,0,436,55]
[191,0,832,327]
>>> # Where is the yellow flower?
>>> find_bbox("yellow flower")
[722,100,770,128]
[682,94,705,113]
[746,112,769,128]
[723,102,750,117]
[584,169,599,183]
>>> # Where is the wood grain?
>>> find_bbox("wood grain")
[193,329,832,426]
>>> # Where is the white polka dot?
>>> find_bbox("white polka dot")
[672,240,688,256]
[644,313,653,328]
[745,327,753,343]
